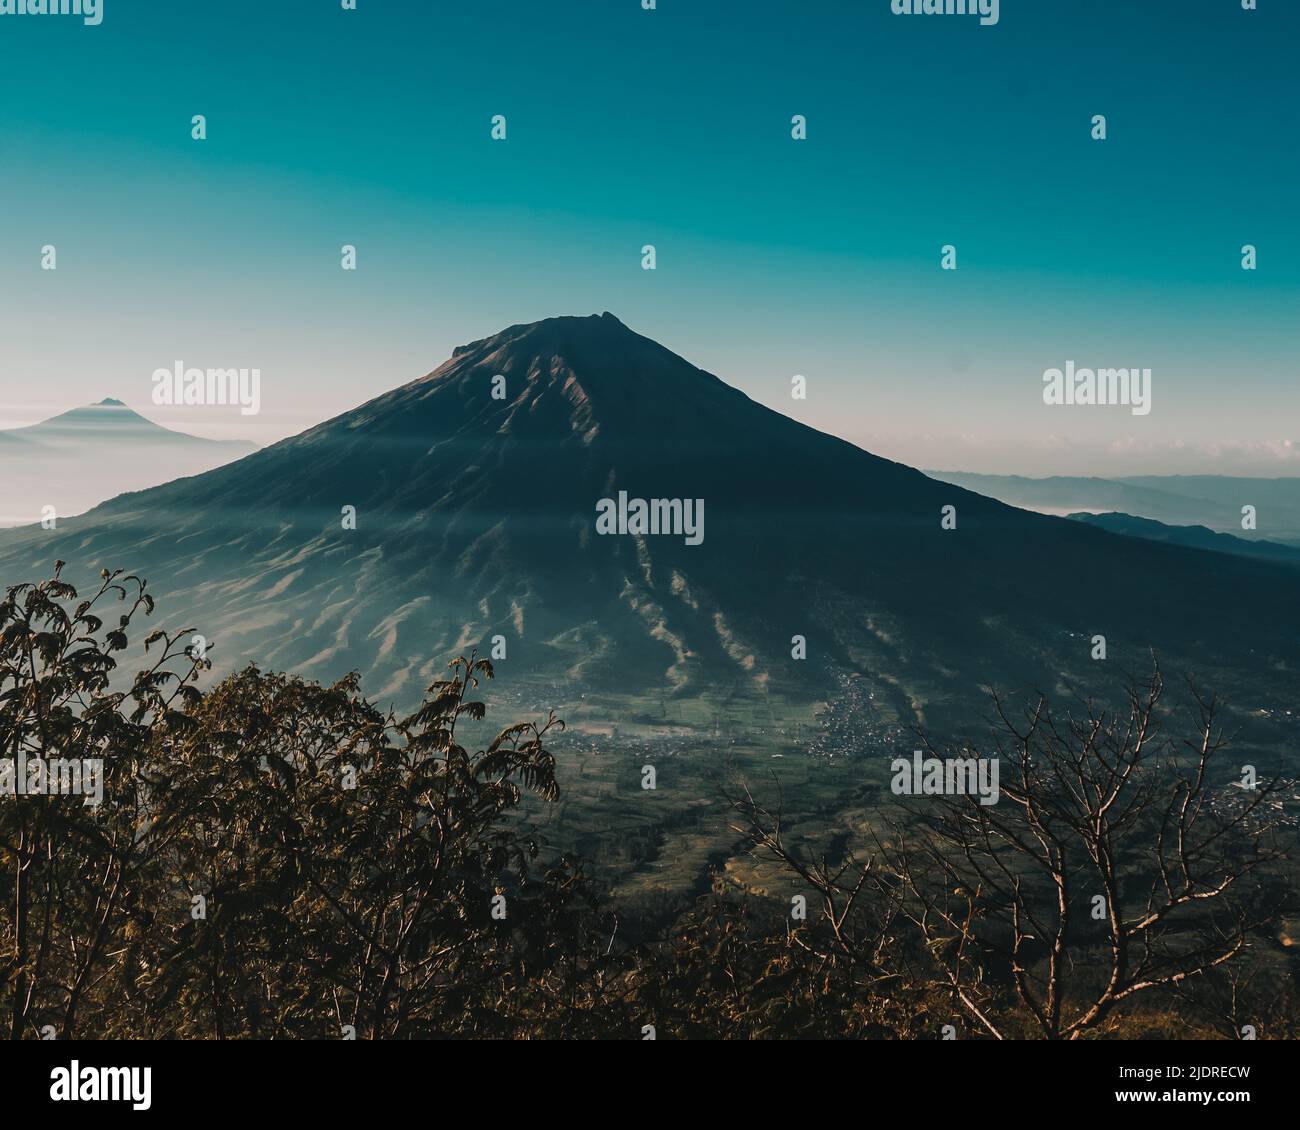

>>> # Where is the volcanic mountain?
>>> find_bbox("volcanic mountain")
[0,398,256,528]
[0,315,1296,737]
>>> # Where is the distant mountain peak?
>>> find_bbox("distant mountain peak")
[47,400,153,427]
[0,397,257,527]
[0,398,258,449]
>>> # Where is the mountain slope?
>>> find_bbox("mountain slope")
[928,470,1300,544]
[0,316,1295,736]
[0,399,257,527]
[1068,511,1300,566]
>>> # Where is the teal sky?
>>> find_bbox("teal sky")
[1,0,1296,475]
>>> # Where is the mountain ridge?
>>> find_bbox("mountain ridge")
[928,469,1300,544]
[1067,510,1300,566]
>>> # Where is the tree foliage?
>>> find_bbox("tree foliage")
[1,565,605,1039]
[1,565,1291,1040]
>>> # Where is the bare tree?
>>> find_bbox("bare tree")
[728,777,907,987]
[735,665,1286,1039]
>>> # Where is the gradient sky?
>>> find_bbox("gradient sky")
[1,0,1296,475]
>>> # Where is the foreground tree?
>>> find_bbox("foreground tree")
[734,667,1289,1039]
[142,658,590,1039]
[0,563,204,1039]
[1,564,606,1039]
[3,564,1290,1039]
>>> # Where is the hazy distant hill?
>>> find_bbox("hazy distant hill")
[928,470,1300,545]
[1067,511,1300,566]
[0,399,257,527]
[0,317,1296,740]
[1119,475,1300,543]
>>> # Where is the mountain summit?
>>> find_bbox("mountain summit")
[0,316,1295,729]
[0,399,256,528]
[3,397,209,442]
